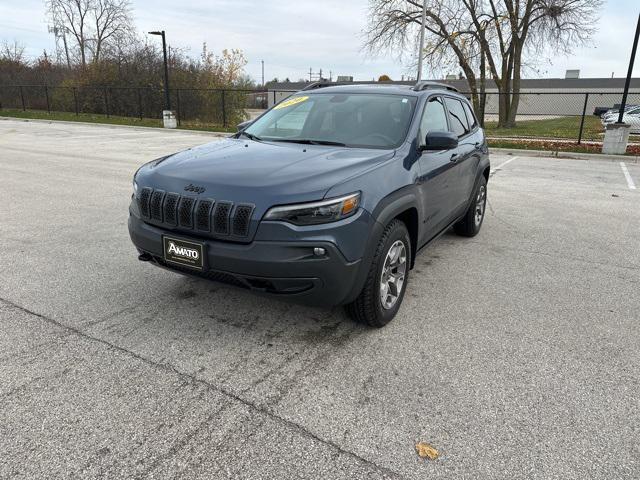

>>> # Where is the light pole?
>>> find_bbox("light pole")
[617,13,640,124]
[603,13,640,154]
[416,0,427,81]
[149,30,171,111]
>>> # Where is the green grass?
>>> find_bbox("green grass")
[0,108,236,133]
[484,115,603,141]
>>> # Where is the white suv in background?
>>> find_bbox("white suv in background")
[602,106,640,133]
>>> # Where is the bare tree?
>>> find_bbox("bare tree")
[47,0,133,67]
[0,40,27,63]
[47,0,91,66]
[364,0,603,127]
[91,0,133,63]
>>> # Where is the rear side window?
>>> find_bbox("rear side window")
[445,98,470,137]
[462,102,478,130]
[418,96,448,145]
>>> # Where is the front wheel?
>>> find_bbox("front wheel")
[454,176,487,237]
[345,219,411,327]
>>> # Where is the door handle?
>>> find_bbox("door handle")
[474,142,482,148]
[450,153,459,163]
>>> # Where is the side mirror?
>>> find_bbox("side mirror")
[236,120,253,132]
[421,131,459,151]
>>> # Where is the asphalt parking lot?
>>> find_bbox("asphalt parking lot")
[1,118,639,479]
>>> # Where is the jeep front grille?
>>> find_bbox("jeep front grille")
[195,199,214,231]
[138,187,152,218]
[213,201,232,235]
[232,205,254,236]
[178,196,195,228]
[164,193,180,226]
[150,190,165,221]
[137,188,253,238]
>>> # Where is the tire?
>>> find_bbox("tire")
[345,219,411,327]
[454,176,487,237]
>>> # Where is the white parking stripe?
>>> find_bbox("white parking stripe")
[620,162,637,190]
[490,156,519,176]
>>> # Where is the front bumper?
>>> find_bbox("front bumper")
[128,213,367,306]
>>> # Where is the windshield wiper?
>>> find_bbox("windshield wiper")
[237,131,262,141]
[269,139,347,147]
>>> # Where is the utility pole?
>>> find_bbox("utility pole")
[261,60,265,88]
[309,67,312,82]
[416,0,427,81]
[617,13,640,124]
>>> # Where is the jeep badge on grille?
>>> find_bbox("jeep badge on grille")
[184,184,206,194]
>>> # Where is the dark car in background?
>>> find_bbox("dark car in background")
[129,82,490,327]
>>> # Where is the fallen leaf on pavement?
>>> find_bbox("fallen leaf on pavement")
[415,442,439,460]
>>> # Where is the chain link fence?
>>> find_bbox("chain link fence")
[0,85,268,128]
[1,85,639,143]
[474,91,640,144]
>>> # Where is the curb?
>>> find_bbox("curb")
[0,116,231,137]
[489,147,640,163]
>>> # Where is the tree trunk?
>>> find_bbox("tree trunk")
[505,44,523,127]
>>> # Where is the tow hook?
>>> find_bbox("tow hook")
[138,252,153,262]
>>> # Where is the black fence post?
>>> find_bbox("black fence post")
[104,87,109,117]
[221,89,227,127]
[19,86,26,111]
[44,85,50,113]
[176,89,181,127]
[73,87,79,116]
[137,88,142,119]
[577,92,590,145]
[273,90,276,106]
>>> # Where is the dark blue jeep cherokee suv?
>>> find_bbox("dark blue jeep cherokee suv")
[129,82,490,327]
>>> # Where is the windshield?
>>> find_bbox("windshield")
[245,93,417,149]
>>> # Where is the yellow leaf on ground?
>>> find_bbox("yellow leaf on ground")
[415,442,439,460]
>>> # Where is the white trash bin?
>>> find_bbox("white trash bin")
[163,110,177,129]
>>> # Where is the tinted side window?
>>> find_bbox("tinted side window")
[418,96,448,146]
[462,101,478,129]
[445,98,470,137]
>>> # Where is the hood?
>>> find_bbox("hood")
[136,138,395,212]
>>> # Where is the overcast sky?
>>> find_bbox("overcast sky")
[1,0,638,83]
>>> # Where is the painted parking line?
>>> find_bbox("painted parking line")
[620,162,637,190]
[490,156,519,177]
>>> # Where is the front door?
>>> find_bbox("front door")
[416,96,460,243]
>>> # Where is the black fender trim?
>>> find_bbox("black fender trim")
[342,186,420,305]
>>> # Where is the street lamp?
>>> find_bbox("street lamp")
[617,13,640,124]
[416,0,427,81]
[148,30,171,111]
[602,13,640,154]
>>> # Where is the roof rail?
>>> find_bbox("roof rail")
[413,81,459,93]
[301,81,333,91]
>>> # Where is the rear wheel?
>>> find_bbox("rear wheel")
[454,176,487,237]
[346,219,411,327]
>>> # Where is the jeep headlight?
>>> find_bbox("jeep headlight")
[133,179,139,197]
[264,193,360,226]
